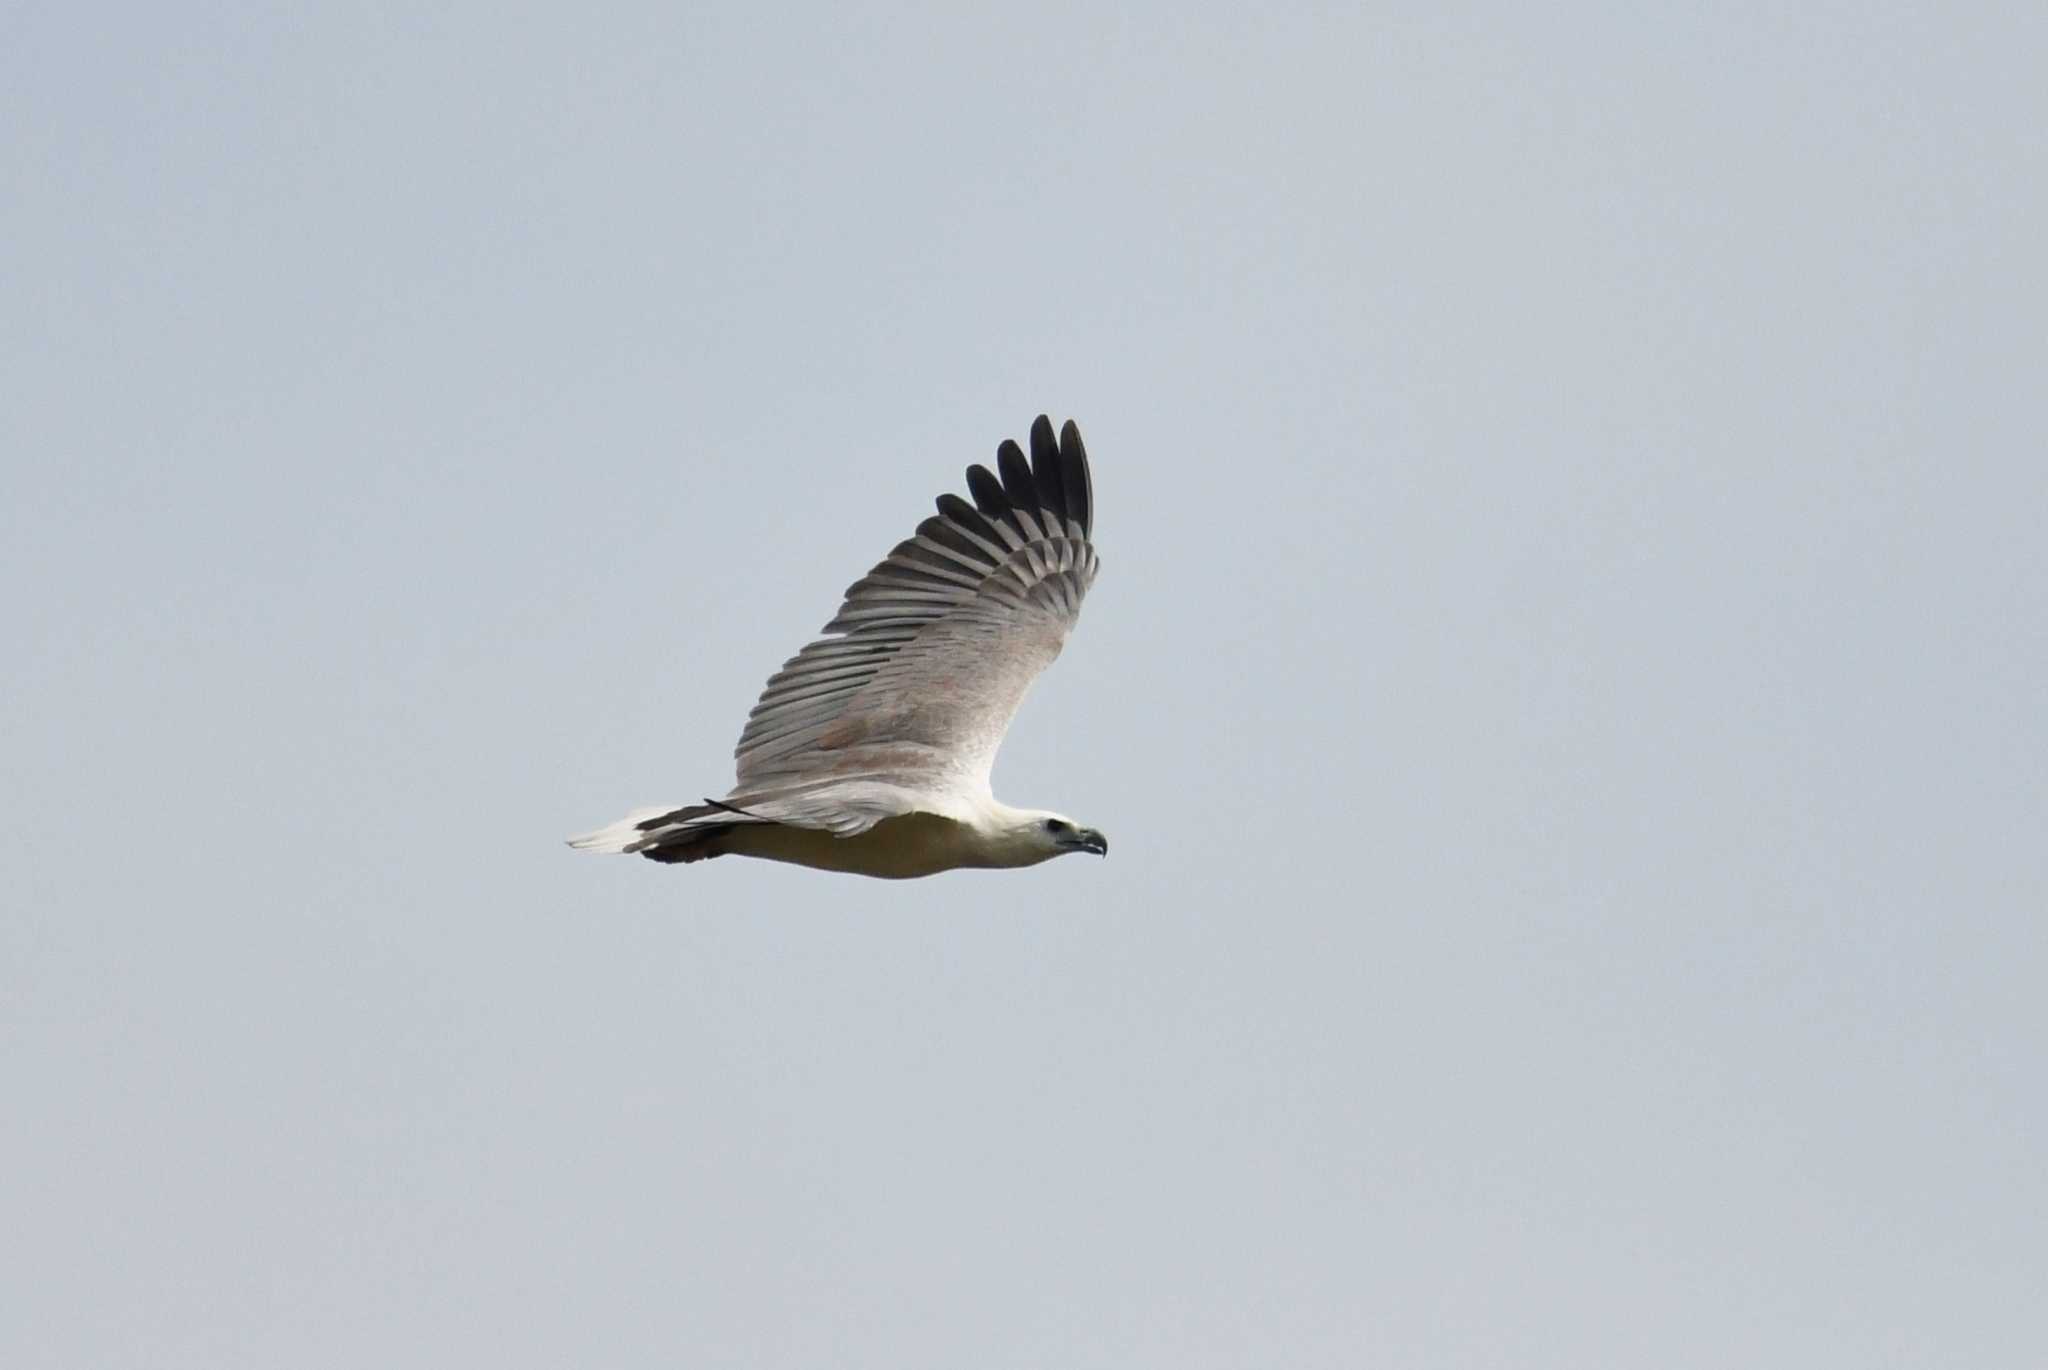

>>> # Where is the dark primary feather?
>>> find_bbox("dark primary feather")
[995,441,1044,539]
[1057,419,1092,537]
[965,465,1012,523]
[1028,415,1069,531]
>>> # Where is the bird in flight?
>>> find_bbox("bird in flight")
[570,415,1107,879]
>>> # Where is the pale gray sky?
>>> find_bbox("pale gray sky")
[5,3,2044,1366]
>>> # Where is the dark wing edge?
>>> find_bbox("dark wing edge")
[731,415,1097,782]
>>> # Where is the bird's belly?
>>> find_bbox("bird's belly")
[727,813,992,880]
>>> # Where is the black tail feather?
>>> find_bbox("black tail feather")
[639,822,741,864]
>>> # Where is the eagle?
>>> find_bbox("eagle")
[570,415,1106,878]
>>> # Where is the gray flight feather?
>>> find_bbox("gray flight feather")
[720,416,1101,835]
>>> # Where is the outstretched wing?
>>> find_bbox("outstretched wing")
[727,416,1099,827]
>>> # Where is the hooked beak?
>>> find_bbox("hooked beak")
[1075,828,1108,857]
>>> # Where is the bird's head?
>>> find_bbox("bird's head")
[1017,811,1109,861]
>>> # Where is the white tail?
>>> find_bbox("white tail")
[566,805,681,854]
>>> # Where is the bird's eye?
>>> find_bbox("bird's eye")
[1044,819,1067,834]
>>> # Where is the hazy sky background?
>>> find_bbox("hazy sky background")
[5,3,2044,1366]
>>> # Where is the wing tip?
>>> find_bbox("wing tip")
[1056,417,1092,538]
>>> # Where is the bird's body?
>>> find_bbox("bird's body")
[570,415,1108,879]
[584,804,1067,880]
